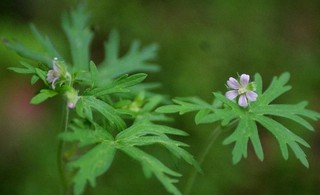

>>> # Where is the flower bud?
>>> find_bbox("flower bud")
[65,87,80,109]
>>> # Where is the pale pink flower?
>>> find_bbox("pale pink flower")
[47,57,62,89]
[225,74,258,107]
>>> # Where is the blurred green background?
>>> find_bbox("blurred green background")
[1,0,320,194]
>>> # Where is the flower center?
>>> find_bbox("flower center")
[238,87,247,94]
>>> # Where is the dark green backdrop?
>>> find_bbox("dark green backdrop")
[1,0,319,194]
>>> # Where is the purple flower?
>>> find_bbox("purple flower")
[225,74,258,107]
[47,58,62,89]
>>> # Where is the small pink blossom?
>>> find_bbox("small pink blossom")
[47,58,62,89]
[225,74,258,107]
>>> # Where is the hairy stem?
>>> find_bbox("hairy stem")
[183,125,223,195]
[57,103,70,195]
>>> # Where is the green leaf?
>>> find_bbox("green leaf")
[7,67,33,74]
[30,89,58,104]
[60,121,113,147]
[164,73,319,167]
[156,97,213,114]
[35,68,48,84]
[60,122,115,195]
[116,122,200,172]
[7,61,36,74]
[119,146,182,195]
[99,30,159,79]
[81,96,126,130]
[213,93,242,113]
[141,95,163,113]
[256,115,310,167]
[196,109,238,126]
[254,73,263,95]
[116,123,188,139]
[4,23,63,66]
[86,73,147,96]
[252,102,320,131]
[70,142,116,195]
[62,120,198,195]
[223,115,264,163]
[30,24,62,61]
[89,61,99,87]
[255,72,291,105]
[4,39,52,65]
[62,4,93,71]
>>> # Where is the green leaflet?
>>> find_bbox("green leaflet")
[30,24,63,61]
[59,123,115,195]
[80,96,126,130]
[62,4,93,71]
[69,142,116,195]
[255,115,310,167]
[251,102,319,131]
[223,115,264,163]
[30,89,58,104]
[98,30,160,80]
[156,97,214,115]
[86,73,147,97]
[4,23,63,66]
[158,72,320,167]
[60,121,198,195]
[119,146,182,195]
[89,61,99,87]
[116,122,199,195]
[7,61,35,74]
[253,72,291,106]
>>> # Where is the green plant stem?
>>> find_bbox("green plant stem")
[183,125,222,195]
[57,104,70,195]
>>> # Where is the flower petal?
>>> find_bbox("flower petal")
[227,77,240,89]
[238,94,248,107]
[67,102,76,109]
[53,62,60,73]
[225,90,238,100]
[246,91,258,102]
[240,74,250,87]
[47,70,56,83]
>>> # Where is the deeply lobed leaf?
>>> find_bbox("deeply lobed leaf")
[161,72,319,167]
[99,30,160,80]
[61,120,197,195]
[62,4,93,71]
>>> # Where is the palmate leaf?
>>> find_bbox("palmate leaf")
[223,114,264,163]
[217,73,319,167]
[62,4,93,71]
[30,24,63,62]
[252,102,319,131]
[85,73,147,97]
[59,122,115,195]
[79,96,126,130]
[98,30,160,80]
[158,72,320,167]
[60,121,198,195]
[116,123,200,171]
[4,22,63,66]
[3,38,53,66]
[156,97,214,118]
[255,115,310,167]
[120,146,182,195]
[136,95,173,123]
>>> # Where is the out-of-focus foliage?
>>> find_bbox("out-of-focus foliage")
[4,4,200,195]
[1,0,320,195]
